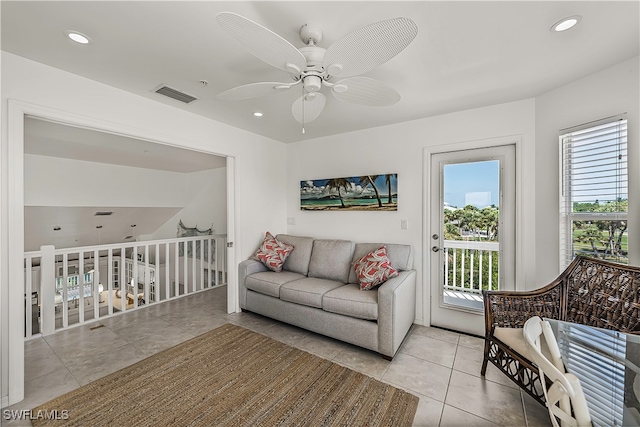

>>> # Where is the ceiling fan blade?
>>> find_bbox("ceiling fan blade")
[323,17,418,78]
[292,92,326,123]
[216,82,293,101]
[216,12,307,74]
[331,77,401,106]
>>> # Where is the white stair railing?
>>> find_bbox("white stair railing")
[23,235,227,339]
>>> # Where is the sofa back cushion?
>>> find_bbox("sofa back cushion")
[348,243,413,284]
[308,239,354,283]
[276,234,315,276]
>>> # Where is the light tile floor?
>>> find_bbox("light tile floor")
[3,286,552,426]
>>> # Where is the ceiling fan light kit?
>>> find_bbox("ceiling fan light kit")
[215,12,417,130]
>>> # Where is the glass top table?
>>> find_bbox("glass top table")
[545,318,640,427]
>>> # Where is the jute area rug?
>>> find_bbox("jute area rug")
[33,323,418,426]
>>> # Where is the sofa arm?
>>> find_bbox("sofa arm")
[483,281,564,335]
[378,270,416,358]
[238,259,268,308]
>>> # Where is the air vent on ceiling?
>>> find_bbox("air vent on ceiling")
[123,235,134,240]
[94,211,113,216]
[153,84,198,104]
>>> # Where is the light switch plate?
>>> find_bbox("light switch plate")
[401,219,408,230]
[287,217,296,225]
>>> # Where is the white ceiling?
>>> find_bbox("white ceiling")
[3,1,638,144]
[25,117,227,173]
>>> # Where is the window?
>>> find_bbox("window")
[560,115,628,269]
[555,322,629,427]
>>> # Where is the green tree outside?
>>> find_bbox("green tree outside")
[443,204,500,291]
[572,199,628,263]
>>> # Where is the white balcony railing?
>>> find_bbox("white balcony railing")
[24,235,227,339]
[442,239,500,295]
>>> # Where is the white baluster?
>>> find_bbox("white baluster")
[78,252,85,324]
[62,254,69,327]
[191,240,197,293]
[93,249,100,320]
[107,249,113,315]
[174,242,179,298]
[144,244,150,304]
[24,255,33,339]
[132,246,138,308]
[40,245,56,336]
[165,243,170,301]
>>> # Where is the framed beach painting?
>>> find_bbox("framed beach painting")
[300,174,398,211]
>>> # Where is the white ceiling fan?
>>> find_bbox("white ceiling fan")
[215,12,418,129]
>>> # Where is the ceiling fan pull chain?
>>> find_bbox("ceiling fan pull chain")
[302,83,306,134]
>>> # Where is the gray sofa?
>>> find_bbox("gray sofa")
[237,234,416,359]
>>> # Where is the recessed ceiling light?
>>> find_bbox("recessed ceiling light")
[551,16,581,32]
[253,112,263,117]
[64,30,92,44]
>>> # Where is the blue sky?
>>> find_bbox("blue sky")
[444,161,499,208]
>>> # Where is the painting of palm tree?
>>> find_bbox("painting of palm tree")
[358,175,382,208]
[384,174,394,204]
[324,178,350,208]
[301,174,397,211]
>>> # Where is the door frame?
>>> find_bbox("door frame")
[422,135,525,328]
[4,99,241,405]
[429,145,515,334]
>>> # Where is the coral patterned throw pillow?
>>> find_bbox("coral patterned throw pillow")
[253,232,294,272]
[354,246,398,290]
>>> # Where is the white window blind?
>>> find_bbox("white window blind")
[556,323,630,427]
[560,115,628,269]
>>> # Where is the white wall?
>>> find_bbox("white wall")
[535,56,640,285]
[286,98,537,326]
[1,51,287,404]
[152,167,228,239]
[4,46,637,404]
[24,154,189,207]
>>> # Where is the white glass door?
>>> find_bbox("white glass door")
[429,145,515,335]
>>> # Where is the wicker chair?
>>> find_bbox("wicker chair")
[481,255,640,406]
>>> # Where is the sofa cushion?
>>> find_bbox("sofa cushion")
[280,277,344,308]
[308,239,354,283]
[353,246,399,290]
[348,243,413,284]
[323,284,378,320]
[246,271,307,298]
[253,232,294,272]
[276,234,314,276]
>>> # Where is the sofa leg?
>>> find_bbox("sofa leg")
[381,354,393,361]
